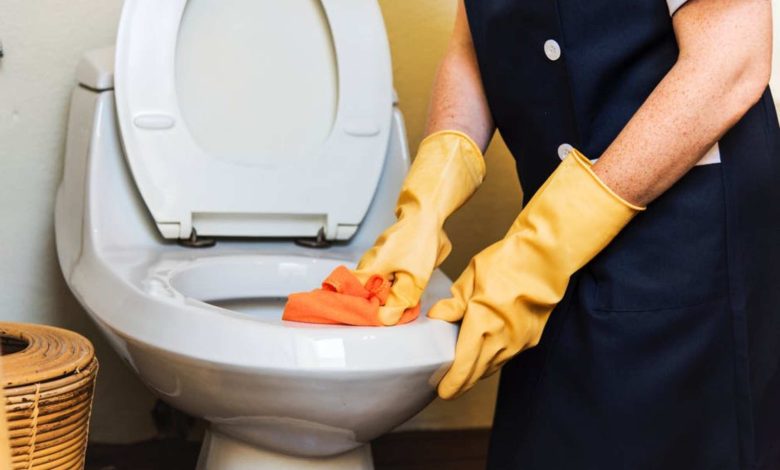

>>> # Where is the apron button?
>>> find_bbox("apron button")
[558,143,574,160]
[544,40,562,61]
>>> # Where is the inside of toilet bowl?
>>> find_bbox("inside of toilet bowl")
[167,256,350,319]
[204,297,287,318]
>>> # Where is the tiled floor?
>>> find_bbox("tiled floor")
[85,430,491,470]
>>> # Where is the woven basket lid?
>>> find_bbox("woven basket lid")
[0,323,95,388]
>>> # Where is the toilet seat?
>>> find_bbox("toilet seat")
[115,0,394,241]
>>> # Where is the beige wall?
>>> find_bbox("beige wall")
[0,0,157,443]
[0,0,778,443]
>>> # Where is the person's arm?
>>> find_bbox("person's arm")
[348,1,494,325]
[430,0,773,399]
[593,0,772,207]
[426,1,495,151]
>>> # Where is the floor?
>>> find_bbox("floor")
[85,430,491,470]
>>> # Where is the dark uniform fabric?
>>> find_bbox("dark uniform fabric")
[463,1,780,468]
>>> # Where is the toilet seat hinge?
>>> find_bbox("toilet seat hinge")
[178,228,216,248]
[295,227,331,249]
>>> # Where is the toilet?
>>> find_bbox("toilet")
[54,1,458,469]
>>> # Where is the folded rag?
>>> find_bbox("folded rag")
[283,265,420,326]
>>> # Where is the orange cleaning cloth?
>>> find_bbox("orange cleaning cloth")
[282,265,420,326]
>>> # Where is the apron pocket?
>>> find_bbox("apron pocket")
[586,164,729,312]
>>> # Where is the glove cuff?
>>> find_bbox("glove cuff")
[567,149,646,211]
[418,130,486,187]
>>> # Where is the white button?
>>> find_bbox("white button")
[558,143,574,160]
[544,40,561,61]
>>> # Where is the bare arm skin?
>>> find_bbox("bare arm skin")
[426,1,495,151]
[593,0,772,207]
[427,0,770,206]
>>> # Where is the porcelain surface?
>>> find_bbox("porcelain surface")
[55,56,457,463]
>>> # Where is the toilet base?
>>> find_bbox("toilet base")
[195,430,374,470]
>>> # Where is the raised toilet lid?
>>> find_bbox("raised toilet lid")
[115,0,393,241]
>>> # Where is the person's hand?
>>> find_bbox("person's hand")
[354,131,485,325]
[430,149,643,399]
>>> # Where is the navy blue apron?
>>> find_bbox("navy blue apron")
[463,1,780,468]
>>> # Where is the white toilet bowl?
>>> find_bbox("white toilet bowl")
[108,253,456,468]
[55,1,459,467]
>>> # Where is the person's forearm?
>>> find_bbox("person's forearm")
[426,1,494,151]
[593,0,771,207]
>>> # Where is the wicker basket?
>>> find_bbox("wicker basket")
[1,323,98,470]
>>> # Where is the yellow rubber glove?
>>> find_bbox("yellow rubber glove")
[429,149,644,399]
[354,130,486,325]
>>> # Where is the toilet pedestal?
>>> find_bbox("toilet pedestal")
[196,430,375,470]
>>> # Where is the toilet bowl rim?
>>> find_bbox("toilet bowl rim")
[72,248,459,373]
